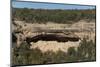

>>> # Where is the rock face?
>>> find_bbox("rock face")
[30,41,80,53]
[12,20,95,52]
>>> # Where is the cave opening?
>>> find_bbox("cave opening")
[26,34,80,44]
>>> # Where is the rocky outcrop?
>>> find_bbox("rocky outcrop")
[12,20,95,47]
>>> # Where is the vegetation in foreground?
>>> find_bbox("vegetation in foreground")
[12,38,96,66]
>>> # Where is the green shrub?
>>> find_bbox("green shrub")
[13,8,96,23]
